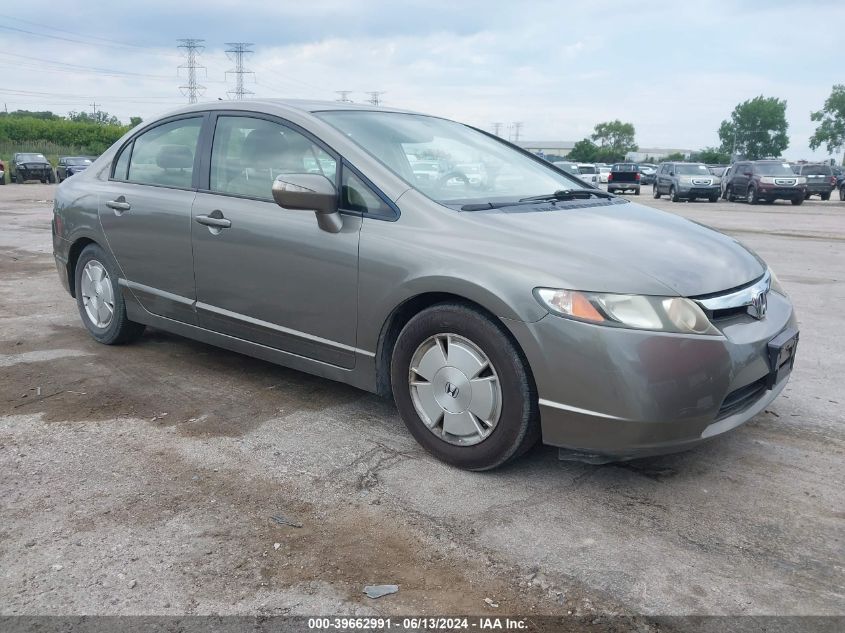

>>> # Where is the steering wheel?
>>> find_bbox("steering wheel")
[437,170,471,192]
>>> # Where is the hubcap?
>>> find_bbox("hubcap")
[748,188,754,202]
[80,260,114,329]
[408,333,501,446]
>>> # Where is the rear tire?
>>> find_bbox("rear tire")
[391,303,540,471]
[839,187,845,201]
[820,192,831,201]
[74,244,145,345]
[634,187,640,196]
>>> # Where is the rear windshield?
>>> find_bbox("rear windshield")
[755,162,795,176]
[611,164,638,172]
[578,165,596,174]
[802,165,832,176]
[675,164,710,175]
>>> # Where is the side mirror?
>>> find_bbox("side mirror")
[272,174,342,233]
[668,171,674,177]
[743,171,753,177]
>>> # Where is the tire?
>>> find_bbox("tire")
[791,196,804,206]
[709,195,718,202]
[726,186,736,202]
[839,187,845,202]
[48,171,56,184]
[746,186,758,205]
[820,192,830,201]
[670,186,680,202]
[804,192,811,200]
[17,173,26,184]
[390,302,540,471]
[653,184,661,199]
[74,244,145,345]
[634,187,640,196]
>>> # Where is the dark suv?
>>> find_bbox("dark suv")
[723,160,806,205]
[791,163,836,200]
[12,152,55,184]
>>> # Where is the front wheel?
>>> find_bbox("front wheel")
[74,244,145,345]
[391,303,539,471]
[653,184,661,199]
[746,186,758,205]
[670,186,680,202]
[839,187,845,201]
[791,196,804,206]
[709,195,718,202]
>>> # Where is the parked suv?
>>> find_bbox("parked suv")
[12,152,55,183]
[57,156,95,182]
[723,160,806,205]
[791,163,836,200]
[654,162,720,202]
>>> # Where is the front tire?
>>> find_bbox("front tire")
[839,187,845,201]
[709,195,718,202]
[747,186,759,205]
[391,303,539,471]
[653,184,661,199]
[74,244,145,345]
[670,186,681,202]
[791,196,804,206]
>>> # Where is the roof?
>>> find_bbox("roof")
[164,98,418,118]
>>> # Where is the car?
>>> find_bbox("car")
[791,163,836,200]
[52,100,799,470]
[575,163,599,187]
[638,164,656,185]
[56,156,95,182]
[410,159,444,183]
[11,152,55,183]
[597,165,610,183]
[707,165,728,178]
[654,162,720,202]
[722,160,806,205]
[840,180,845,202]
[606,163,641,195]
[551,161,582,178]
[0,159,6,185]
[832,165,844,188]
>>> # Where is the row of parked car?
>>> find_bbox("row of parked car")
[552,158,845,204]
[0,153,95,184]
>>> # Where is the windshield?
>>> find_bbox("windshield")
[316,111,584,204]
[675,164,710,175]
[755,162,795,176]
[19,153,47,162]
[67,157,93,165]
[578,165,597,174]
[554,163,580,175]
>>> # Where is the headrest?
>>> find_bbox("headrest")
[156,145,194,169]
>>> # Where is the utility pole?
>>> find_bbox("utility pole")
[365,91,386,106]
[225,42,255,100]
[89,100,99,123]
[335,91,353,103]
[177,38,206,104]
[509,122,523,142]
[492,122,503,137]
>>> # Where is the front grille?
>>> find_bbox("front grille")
[716,376,768,420]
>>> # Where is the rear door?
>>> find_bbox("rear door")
[189,112,362,368]
[98,114,206,323]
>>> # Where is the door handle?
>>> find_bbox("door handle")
[195,214,232,229]
[106,199,131,212]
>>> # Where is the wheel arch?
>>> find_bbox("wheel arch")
[373,291,537,400]
[65,237,99,298]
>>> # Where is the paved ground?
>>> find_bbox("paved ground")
[0,183,843,624]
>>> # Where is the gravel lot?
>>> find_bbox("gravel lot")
[1,183,843,625]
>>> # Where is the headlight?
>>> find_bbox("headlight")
[533,288,720,335]
[769,269,787,296]
[679,177,692,184]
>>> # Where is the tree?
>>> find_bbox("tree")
[718,96,789,160]
[809,84,845,158]
[566,138,599,163]
[129,116,143,127]
[662,152,687,162]
[591,120,638,159]
[68,110,122,126]
[694,147,731,164]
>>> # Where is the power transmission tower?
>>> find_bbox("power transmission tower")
[365,91,386,106]
[225,42,255,100]
[492,122,503,137]
[89,100,99,122]
[335,91,353,103]
[177,38,206,104]
[509,122,523,142]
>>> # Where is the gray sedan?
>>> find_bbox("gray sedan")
[52,100,798,470]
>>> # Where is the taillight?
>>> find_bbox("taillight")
[635,172,641,180]
[607,173,613,181]
[832,176,837,186]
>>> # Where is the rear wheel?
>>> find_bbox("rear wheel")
[634,187,640,196]
[820,192,831,201]
[839,186,845,201]
[74,244,145,345]
[391,303,539,471]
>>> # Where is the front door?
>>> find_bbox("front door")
[98,115,205,323]
[190,114,361,368]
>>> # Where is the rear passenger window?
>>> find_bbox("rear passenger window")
[126,118,202,189]
[341,168,393,215]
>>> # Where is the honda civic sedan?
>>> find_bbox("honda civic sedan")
[52,100,799,470]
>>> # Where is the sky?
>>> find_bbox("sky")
[1,0,842,161]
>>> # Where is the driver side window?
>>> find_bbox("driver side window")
[210,116,337,201]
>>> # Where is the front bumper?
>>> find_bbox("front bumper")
[506,291,797,459]
[678,185,720,198]
[757,185,804,199]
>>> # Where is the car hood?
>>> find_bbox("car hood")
[463,200,765,297]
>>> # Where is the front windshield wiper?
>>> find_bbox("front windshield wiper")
[518,188,614,202]
[461,188,615,211]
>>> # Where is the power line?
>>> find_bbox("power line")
[0,24,142,51]
[2,16,147,49]
[177,39,206,104]
[225,42,255,100]
[365,91,386,106]
[335,91,353,103]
